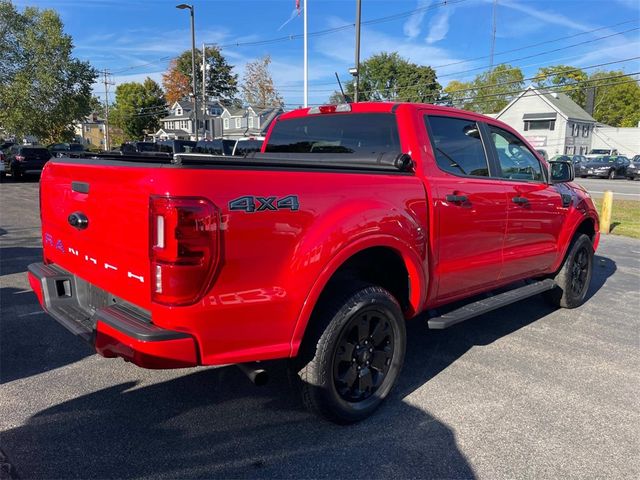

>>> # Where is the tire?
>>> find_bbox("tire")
[296,283,406,424]
[11,166,22,181]
[608,169,616,179]
[545,234,594,309]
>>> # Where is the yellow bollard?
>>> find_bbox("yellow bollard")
[600,190,613,234]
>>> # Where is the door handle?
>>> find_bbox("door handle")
[446,194,468,203]
[512,196,529,205]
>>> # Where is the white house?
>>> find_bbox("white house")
[495,86,597,157]
[153,99,224,141]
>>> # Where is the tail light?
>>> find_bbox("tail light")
[150,196,220,306]
[15,154,25,162]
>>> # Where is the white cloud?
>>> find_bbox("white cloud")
[403,0,432,39]
[426,9,452,44]
[496,0,593,32]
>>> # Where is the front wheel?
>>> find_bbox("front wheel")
[608,169,616,179]
[296,284,406,423]
[545,234,594,308]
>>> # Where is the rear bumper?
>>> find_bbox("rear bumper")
[28,263,198,369]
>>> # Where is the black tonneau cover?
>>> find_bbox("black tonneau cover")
[55,152,415,173]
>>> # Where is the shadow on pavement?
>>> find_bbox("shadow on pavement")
[2,363,476,479]
[0,287,93,384]
[1,255,617,479]
[0,247,42,276]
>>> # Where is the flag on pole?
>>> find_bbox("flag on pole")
[278,1,301,30]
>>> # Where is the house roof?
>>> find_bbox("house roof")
[497,85,595,123]
[155,128,189,135]
[538,90,595,122]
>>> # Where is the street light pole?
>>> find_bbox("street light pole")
[176,4,199,141]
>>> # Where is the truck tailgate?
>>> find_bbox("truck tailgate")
[40,161,153,309]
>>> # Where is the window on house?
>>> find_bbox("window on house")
[582,125,589,137]
[525,120,555,131]
[248,117,254,128]
[572,124,580,137]
[235,118,241,128]
[177,108,182,115]
[224,118,229,129]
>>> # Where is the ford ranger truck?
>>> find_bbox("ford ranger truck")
[28,102,599,423]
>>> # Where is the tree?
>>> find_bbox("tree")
[588,70,640,127]
[110,78,167,140]
[443,64,524,114]
[241,55,284,107]
[162,59,191,104]
[0,3,97,143]
[533,65,588,106]
[173,46,238,103]
[329,52,441,104]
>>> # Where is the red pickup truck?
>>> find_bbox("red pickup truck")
[29,102,599,423]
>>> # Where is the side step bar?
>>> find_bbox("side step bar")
[428,279,556,329]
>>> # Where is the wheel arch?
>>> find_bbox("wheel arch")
[289,236,426,357]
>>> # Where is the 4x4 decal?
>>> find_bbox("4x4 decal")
[229,195,299,213]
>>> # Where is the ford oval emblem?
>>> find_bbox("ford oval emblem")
[68,212,89,230]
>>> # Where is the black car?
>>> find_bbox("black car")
[48,142,85,158]
[626,155,640,180]
[195,139,236,156]
[156,140,197,154]
[2,145,52,180]
[576,155,629,179]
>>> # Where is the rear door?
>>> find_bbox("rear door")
[484,124,567,281]
[423,114,509,302]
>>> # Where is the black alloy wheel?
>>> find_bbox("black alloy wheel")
[569,246,590,298]
[333,308,395,403]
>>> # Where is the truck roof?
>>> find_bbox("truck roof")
[277,102,498,123]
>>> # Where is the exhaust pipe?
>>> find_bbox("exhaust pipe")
[237,362,269,386]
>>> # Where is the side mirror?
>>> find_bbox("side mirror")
[550,160,574,183]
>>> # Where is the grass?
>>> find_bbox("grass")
[593,198,640,239]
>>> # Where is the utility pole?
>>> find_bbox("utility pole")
[489,0,498,68]
[202,42,207,139]
[354,0,362,102]
[102,69,114,151]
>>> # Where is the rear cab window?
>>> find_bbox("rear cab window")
[265,113,401,156]
[425,115,490,177]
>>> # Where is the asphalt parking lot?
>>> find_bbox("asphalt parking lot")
[576,177,640,199]
[1,180,639,479]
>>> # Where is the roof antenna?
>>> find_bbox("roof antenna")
[335,72,352,103]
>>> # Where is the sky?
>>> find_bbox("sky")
[12,0,640,107]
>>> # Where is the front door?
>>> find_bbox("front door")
[485,124,567,281]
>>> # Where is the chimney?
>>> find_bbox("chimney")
[585,87,595,116]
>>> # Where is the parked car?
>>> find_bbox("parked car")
[626,155,640,180]
[29,102,599,423]
[120,141,159,153]
[551,155,586,167]
[3,145,52,180]
[156,140,197,154]
[48,143,86,158]
[577,155,629,179]
[589,148,617,156]
[232,136,265,156]
[194,139,237,156]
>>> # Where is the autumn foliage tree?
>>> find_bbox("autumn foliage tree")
[162,59,191,104]
[241,55,284,107]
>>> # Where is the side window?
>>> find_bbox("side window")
[488,125,544,182]
[426,116,489,177]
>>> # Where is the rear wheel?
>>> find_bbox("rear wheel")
[296,283,406,423]
[545,234,594,308]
